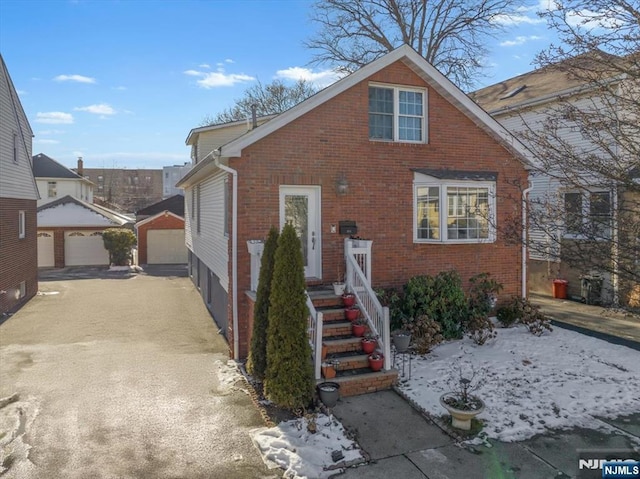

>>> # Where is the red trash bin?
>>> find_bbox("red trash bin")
[552,279,568,299]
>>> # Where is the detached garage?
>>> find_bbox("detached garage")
[136,211,186,265]
[37,195,133,268]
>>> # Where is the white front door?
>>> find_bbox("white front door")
[279,186,321,279]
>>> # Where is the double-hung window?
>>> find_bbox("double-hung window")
[47,181,57,198]
[563,190,611,239]
[369,84,426,142]
[414,175,495,243]
[18,211,26,239]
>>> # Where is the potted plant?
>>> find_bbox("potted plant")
[333,269,346,296]
[392,331,412,353]
[439,374,485,431]
[361,335,377,354]
[345,306,359,321]
[317,381,340,408]
[342,293,356,307]
[352,319,366,337]
[368,353,384,371]
[321,360,339,379]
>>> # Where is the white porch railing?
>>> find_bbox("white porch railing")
[344,239,391,370]
[306,294,324,380]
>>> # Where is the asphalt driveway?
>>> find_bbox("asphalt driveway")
[0,267,278,478]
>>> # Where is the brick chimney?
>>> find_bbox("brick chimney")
[77,157,84,176]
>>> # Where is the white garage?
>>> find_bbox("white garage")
[64,231,110,266]
[37,231,55,267]
[148,229,187,264]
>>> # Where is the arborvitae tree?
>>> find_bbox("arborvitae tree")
[265,223,314,410]
[246,227,279,381]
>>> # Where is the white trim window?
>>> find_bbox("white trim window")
[369,84,427,143]
[47,181,57,198]
[18,210,26,239]
[563,189,611,240]
[414,178,496,243]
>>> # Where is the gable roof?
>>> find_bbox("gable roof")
[185,115,278,146]
[135,210,185,228]
[37,195,133,226]
[471,51,625,114]
[136,194,184,217]
[178,45,533,188]
[33,153,92,182]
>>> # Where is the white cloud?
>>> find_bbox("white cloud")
[275,67,344,88]
[225,59,234,64]
[53,74,96,84]
[75,103,116,115]
[39,129,65,135]
[113,86,127,91]
[566,8,622,29]
[184,68,255,88]
[36,139,60,145]
[198,63,211,69]
[36,112,74,124]
[16,89,26,95]
[492,13,545,25]
[500,35,543,46]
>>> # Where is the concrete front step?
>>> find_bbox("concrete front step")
[317,369,398,397]
[308,289,344,309]
[325,351,370,370]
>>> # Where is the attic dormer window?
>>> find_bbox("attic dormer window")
[369,84,427,143]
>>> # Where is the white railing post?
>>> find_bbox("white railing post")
[315,312,324,380]
[383,306,391,370]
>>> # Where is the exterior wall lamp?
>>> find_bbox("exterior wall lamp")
[336,174,349,195]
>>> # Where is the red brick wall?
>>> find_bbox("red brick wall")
[0,198,38,315]
[136,214,185,264]
[230,61,528,358]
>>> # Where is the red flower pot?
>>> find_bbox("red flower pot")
[352,323,366,337]
[361,339,376,354]
[345,307,359,321]
[342,294,356,307]
[368,354,384,372]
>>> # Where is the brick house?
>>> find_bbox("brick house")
[0,55,39,316]
[178,46,532,393]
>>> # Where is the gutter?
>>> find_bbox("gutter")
[213,149,240,360]
[522,182,534,298]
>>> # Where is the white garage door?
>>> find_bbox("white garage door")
[64,231,110,266]
[147,229,187,264]
[37,231,55,267]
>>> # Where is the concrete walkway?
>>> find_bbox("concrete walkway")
[332,390,640,478]
[532,294,640,350]
[0,267,278,479]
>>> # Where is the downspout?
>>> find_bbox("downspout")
[522,182,534,298]
[214,149,240,360]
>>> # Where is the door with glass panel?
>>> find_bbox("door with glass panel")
[279,186,321,279]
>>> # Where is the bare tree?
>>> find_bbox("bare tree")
[201,79,319,126]
[306,0,525,90]
[514,0,639,305]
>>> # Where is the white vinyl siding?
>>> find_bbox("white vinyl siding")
[185,173,229,290]
[35,178,94,206]
[0,59,38,200]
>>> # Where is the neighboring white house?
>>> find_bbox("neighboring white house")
[33,153,94,206]
[162,163,192,198]
[471,52,636,305]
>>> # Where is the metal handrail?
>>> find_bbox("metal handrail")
[344,242,391,370]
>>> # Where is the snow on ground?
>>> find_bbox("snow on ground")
[251,414,364,479]
[397,324,640,442]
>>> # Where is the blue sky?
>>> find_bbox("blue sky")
[1,0,557,170]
